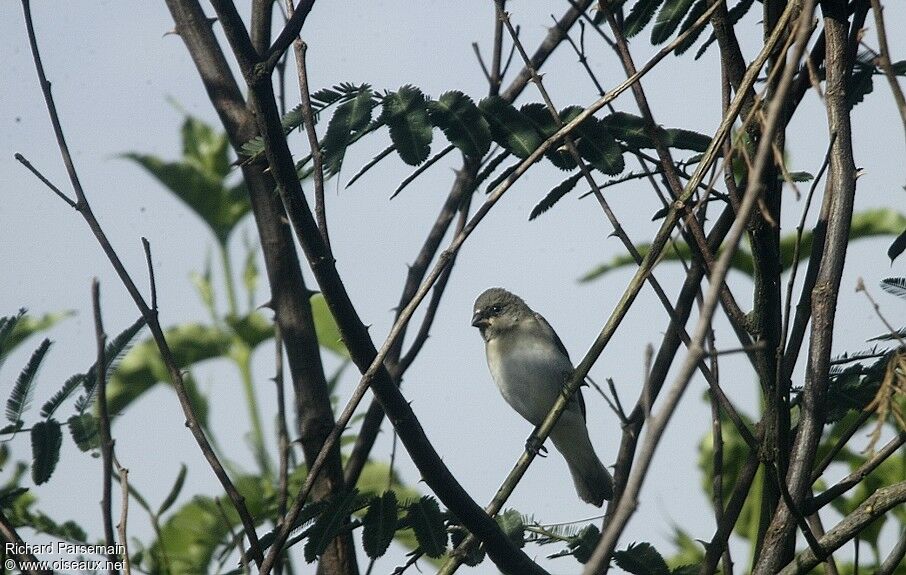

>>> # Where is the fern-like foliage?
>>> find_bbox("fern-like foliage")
[6,338,52,424]
[880,277,906,300]
[71,317,146,415]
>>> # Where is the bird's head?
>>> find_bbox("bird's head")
[471,288,529,341]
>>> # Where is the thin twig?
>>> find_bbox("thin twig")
[13,153,76,208]
[141,237,157,311]
[585,2,810,571]
[808,430,906,512]
[92,280,119,575]
[287,32,330,251]
[868,0,906,152]
[273,325,290,575]
[16,0,264,562]
[777,481,906,575]
[114,460,131,575]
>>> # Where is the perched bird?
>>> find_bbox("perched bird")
[471,288,613,506]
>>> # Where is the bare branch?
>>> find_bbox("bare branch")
[18,0,264,563]
[777,481,906,575]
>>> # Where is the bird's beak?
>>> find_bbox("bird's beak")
[471,311,488,328]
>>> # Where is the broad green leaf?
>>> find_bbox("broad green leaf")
[1,310,71,368]
[651,0,696,45]
[602,112,654,149]
[362,491,398,558]
[624,0,666,38]
[407,496,447,558]
[148,474,274,574]
[427,91,491,159]
[124,117,250,245]
[530,172,584,220]
[380,86,433,166]
[7,339,51,424]
[576,118,625,175]
[31,419,62,484]
[521,103,574,170]
[158,463,188,516]
[664,128,711,152]
[105,322,231,417]
[668,527,705,570]
[323,89,376,175]
[67,413,100,452]
[479,96,543,158]
[613,541,671,575]
[583,209,906,281]
[311,294,348,358]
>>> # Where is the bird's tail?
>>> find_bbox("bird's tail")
[550,415,613,507]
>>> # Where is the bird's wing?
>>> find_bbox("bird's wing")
[576,387,587,420]
[533,311,587,420]
[532,312,571,359]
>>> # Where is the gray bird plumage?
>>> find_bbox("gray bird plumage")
[472,287,613,506]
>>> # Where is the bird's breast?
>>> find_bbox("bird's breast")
[485,336,574,426]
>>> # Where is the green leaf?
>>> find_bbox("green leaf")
[362,491,398,558]
[880,277,906,299]
[582,209,906,281]
[40,374,86,419]
[123,116,250,245]
[149,474,275,574]
[7,339,51,423]
[427,91,492,159]
[190,250,216,317]
[158,464,188,516]
[311,294,348,358]
[1,310,71,369]
[888,229,906,263]
[664,127,711,152]
[323,89,376,175]
[567,524,601,563]
[530,172,584,220]
[651,0,696,44]
[0,309,26,367]
[672,0,711,55]
[75,317,147,415]
[613,541,671,575]
[242,237,260,311]
[624,0,666,38]
[521,103,574,170]
[602,112,654,149]
[407,496,448,558]
[380,86,433,166]
[479,96,543,158]
[310,83,374,116]
[451,527,485,566]
[576,117,625,175]
[67,413,100,452]
[31,419,62,484]
[495,509,525,549]
[304,490,364,562]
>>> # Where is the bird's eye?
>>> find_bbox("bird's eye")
[490,305,501,315]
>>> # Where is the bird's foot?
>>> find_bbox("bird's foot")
[525,436,548,457]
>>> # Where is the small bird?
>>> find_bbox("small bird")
[471,288,613,506]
